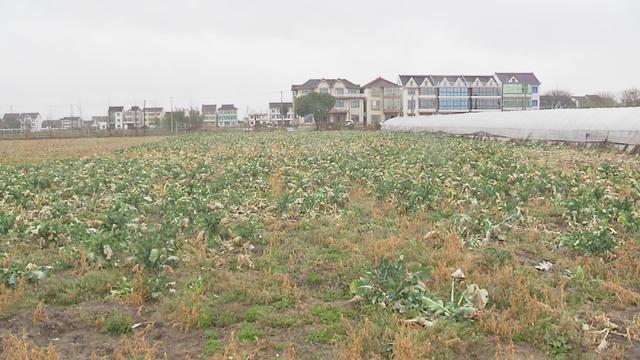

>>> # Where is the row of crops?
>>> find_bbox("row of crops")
[1,132,639,288]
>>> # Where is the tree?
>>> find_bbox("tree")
[187,108,204,130]
[621,88,640,107]
[583,93,617,108]
[294,92,336,130]
[280,104,289,126]
[541,90,575,109]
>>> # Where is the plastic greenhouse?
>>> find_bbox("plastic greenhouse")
[381,107,640,148]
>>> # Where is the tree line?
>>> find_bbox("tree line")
[541,88,640,109]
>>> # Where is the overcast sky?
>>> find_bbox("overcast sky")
[0,0,638,118]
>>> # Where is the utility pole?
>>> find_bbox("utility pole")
[143,100,146,136]
[281,91,284,128]
[170,97,174,134]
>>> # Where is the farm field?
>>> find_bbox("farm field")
[0,136,167,164]
[1,131,640,359]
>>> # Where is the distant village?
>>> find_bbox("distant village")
[3,71,625,133]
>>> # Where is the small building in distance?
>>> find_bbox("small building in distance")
[108,106,125,129]
[90,116,109,130]
[362,77,401,127]
[217,104,238,127]
[269,102,294,126]
[124,106,144,129]
[60,116,82,130]
[143,107,164,128]
[1,113,42,131]
[246,111,269,128]
[494,72,541,110]
[291,78,365,125]
[202,104,218,128]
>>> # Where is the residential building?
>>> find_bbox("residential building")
[362,77,402,126]
[41,119,62,129]
[399,76,440,116]
[143,107,164,128]
[108,106,124,129]
[465,75,502,112]
[246,111,269,127]
[202,104,218,127]
[1,113,42,131]
[269,102,294,126]
[60,116,82,130]
[495,73,541,110]
[399,73,537,115]
[90,116,108,130]
[217,104,238,127]
[124,106,144,129]
[291,78,365,124]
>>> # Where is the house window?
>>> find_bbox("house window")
[371,88,382,97]
[302,89,311,95]
[407,89,416,96]
[319,88,329,94]
[532,86,538,94]
[419,98,437,109]
[419,87,437,96]
[335,100,344,108]
[439,87,468,96]
[348,88,358,94]
[384,88,400,96]
[384,99,401,109]
[351,100,360,108]
[532,100,538,107]
[335,88,344,95]
[371,100,381,110]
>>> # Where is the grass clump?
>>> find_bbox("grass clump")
[237,323,263,342]
[100,310,133,335]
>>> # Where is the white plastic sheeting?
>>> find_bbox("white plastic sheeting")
[382,107,640,146]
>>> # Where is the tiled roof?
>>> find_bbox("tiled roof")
[495,73,541,85]
[398,75,427,86]
[462,75,496,84]
[143,107,163,112]
[430,75,465,85]
[108,106,124,112]
[291,78,360,91]
[2,113,19,121]
[202,104,217,113]
[219,104,237,110]
[362,77,399,89]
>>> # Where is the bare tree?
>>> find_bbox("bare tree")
[621,88,640,107]
[541,90,575,109]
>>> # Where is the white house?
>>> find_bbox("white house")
[108,106,124,129]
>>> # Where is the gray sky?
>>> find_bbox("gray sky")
[1,0,638,119]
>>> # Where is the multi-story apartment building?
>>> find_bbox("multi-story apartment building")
[217,104,238,127]
[89,116,108,130]
[362,77,402,126]
[246,111,269,127]
[466,75,502,111]
[291,79,365,124]
[108,106,124,129]
[495,73,541,110]
[399,73,538,115]
[269,102,294,126]
[143,107,164,128]
[124,106,144,129]
[60,116,82,130]
[202,104,218,127]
